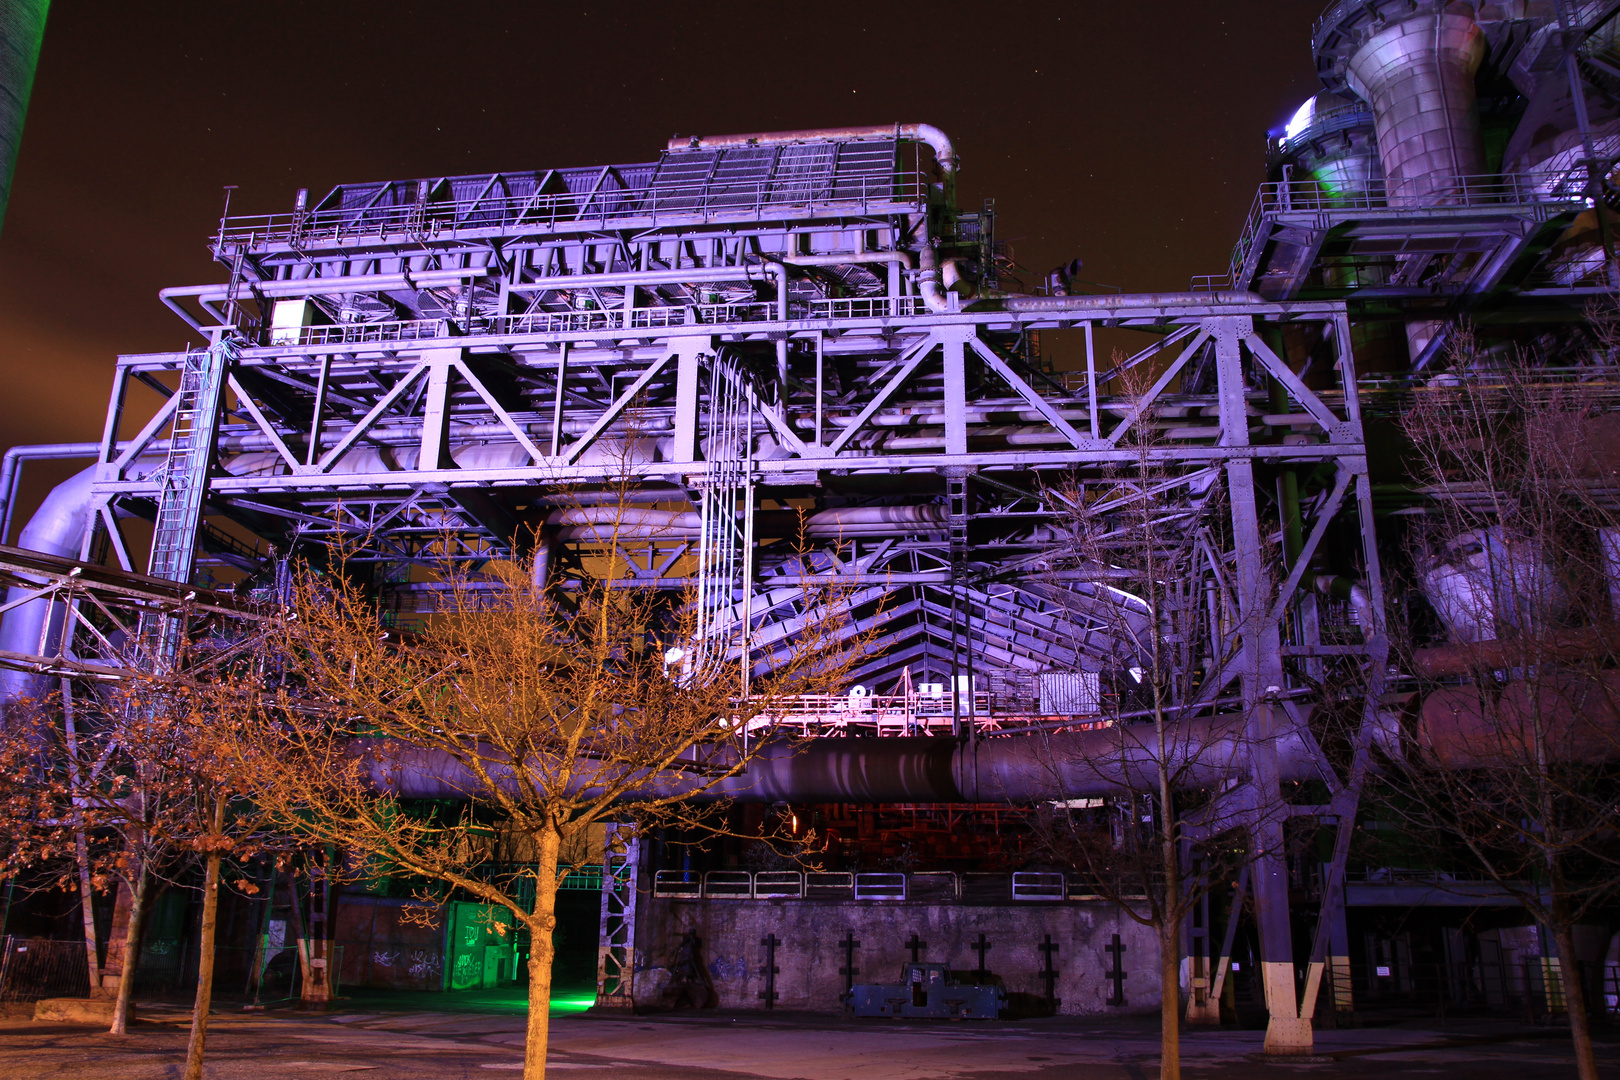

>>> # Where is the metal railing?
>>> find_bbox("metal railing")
[1011,871,1067,902]
[1210,170,1590,291]
[749,690,1027,737]
[256,296,925,351]
[648,869,1091,903]
[216,172,932,253]
[853,873,907,901]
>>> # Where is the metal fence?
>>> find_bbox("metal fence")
[0,937,92,1002]
[649,869,1099,903]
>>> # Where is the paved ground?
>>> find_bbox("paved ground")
[1,995,1616,1079]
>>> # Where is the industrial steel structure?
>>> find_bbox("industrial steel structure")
[3,0,1619,1052]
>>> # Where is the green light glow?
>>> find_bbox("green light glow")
[549,995,596,1013]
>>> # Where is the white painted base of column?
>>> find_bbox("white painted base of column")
[1263,1017,1315,1055]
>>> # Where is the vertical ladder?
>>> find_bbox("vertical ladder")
[223,246,248,328]
[138,336,233,662]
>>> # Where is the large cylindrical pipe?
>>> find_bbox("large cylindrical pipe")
[0,463,95,705]
[0,441,101,544]
[1418,674,1620,767]
[368,715,1322,804]
[1000,290,1261,313]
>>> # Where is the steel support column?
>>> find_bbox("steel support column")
[594,824,640,1010]
[1212,317,1311,1054]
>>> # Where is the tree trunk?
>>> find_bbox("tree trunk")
[284,864,326,1008]
[1159,920,1181,1080]
[1550,921,1599,1080]
[523,825,562,1080]
[108,865,149,1035]
[63,679,103,997]
[73,822,101,998]
[1153,684,1181,1080]
[183,796,226,1080]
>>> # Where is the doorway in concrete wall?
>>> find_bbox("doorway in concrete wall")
[530,889,599,1008]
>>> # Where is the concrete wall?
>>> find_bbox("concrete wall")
[635,896,1162,1015]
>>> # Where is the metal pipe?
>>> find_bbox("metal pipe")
[668,123,957,175]
[160,268,494,328]
[0,464,100,705]
[1002,290,1263,312]
[546,504,945,541]
[912,214,951,314]
[367,712,1320,804]
[779,251,913,269]
[0,443,103,547]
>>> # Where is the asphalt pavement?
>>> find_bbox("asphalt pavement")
[1,994,1616,1079]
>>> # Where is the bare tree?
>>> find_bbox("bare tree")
[1032,371,1272,1080]
[1378,341,1620,1080]
[0,685,179,1033]
[0,650,274,1077]
[226,531,863,1080]
[106,670,271,1080]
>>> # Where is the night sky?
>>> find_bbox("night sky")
[0,0,1328,529]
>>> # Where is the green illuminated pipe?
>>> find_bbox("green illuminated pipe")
[0,0,48,237]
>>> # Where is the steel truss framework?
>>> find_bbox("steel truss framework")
[0,542,262,682]
[69,133,1388,1044]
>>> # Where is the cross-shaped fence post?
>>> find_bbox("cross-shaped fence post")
[971,933,992,976]
[1037,934,1060,1009]
[839,931,861,998]
[1105,933,1128,1007]
[759,934,781,1009]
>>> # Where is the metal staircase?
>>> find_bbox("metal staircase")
[137,336,233,662]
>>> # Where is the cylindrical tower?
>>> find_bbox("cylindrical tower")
[1272,91,1383,201]
[1316,0,1487,204]
[1271,92,1407,373]
[1316,0,1488,363]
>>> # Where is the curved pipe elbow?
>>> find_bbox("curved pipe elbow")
[899,123,957,175]
[159,287,210,333]
[911,215,952,314]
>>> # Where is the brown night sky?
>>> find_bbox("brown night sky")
[0,0,1329,529]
